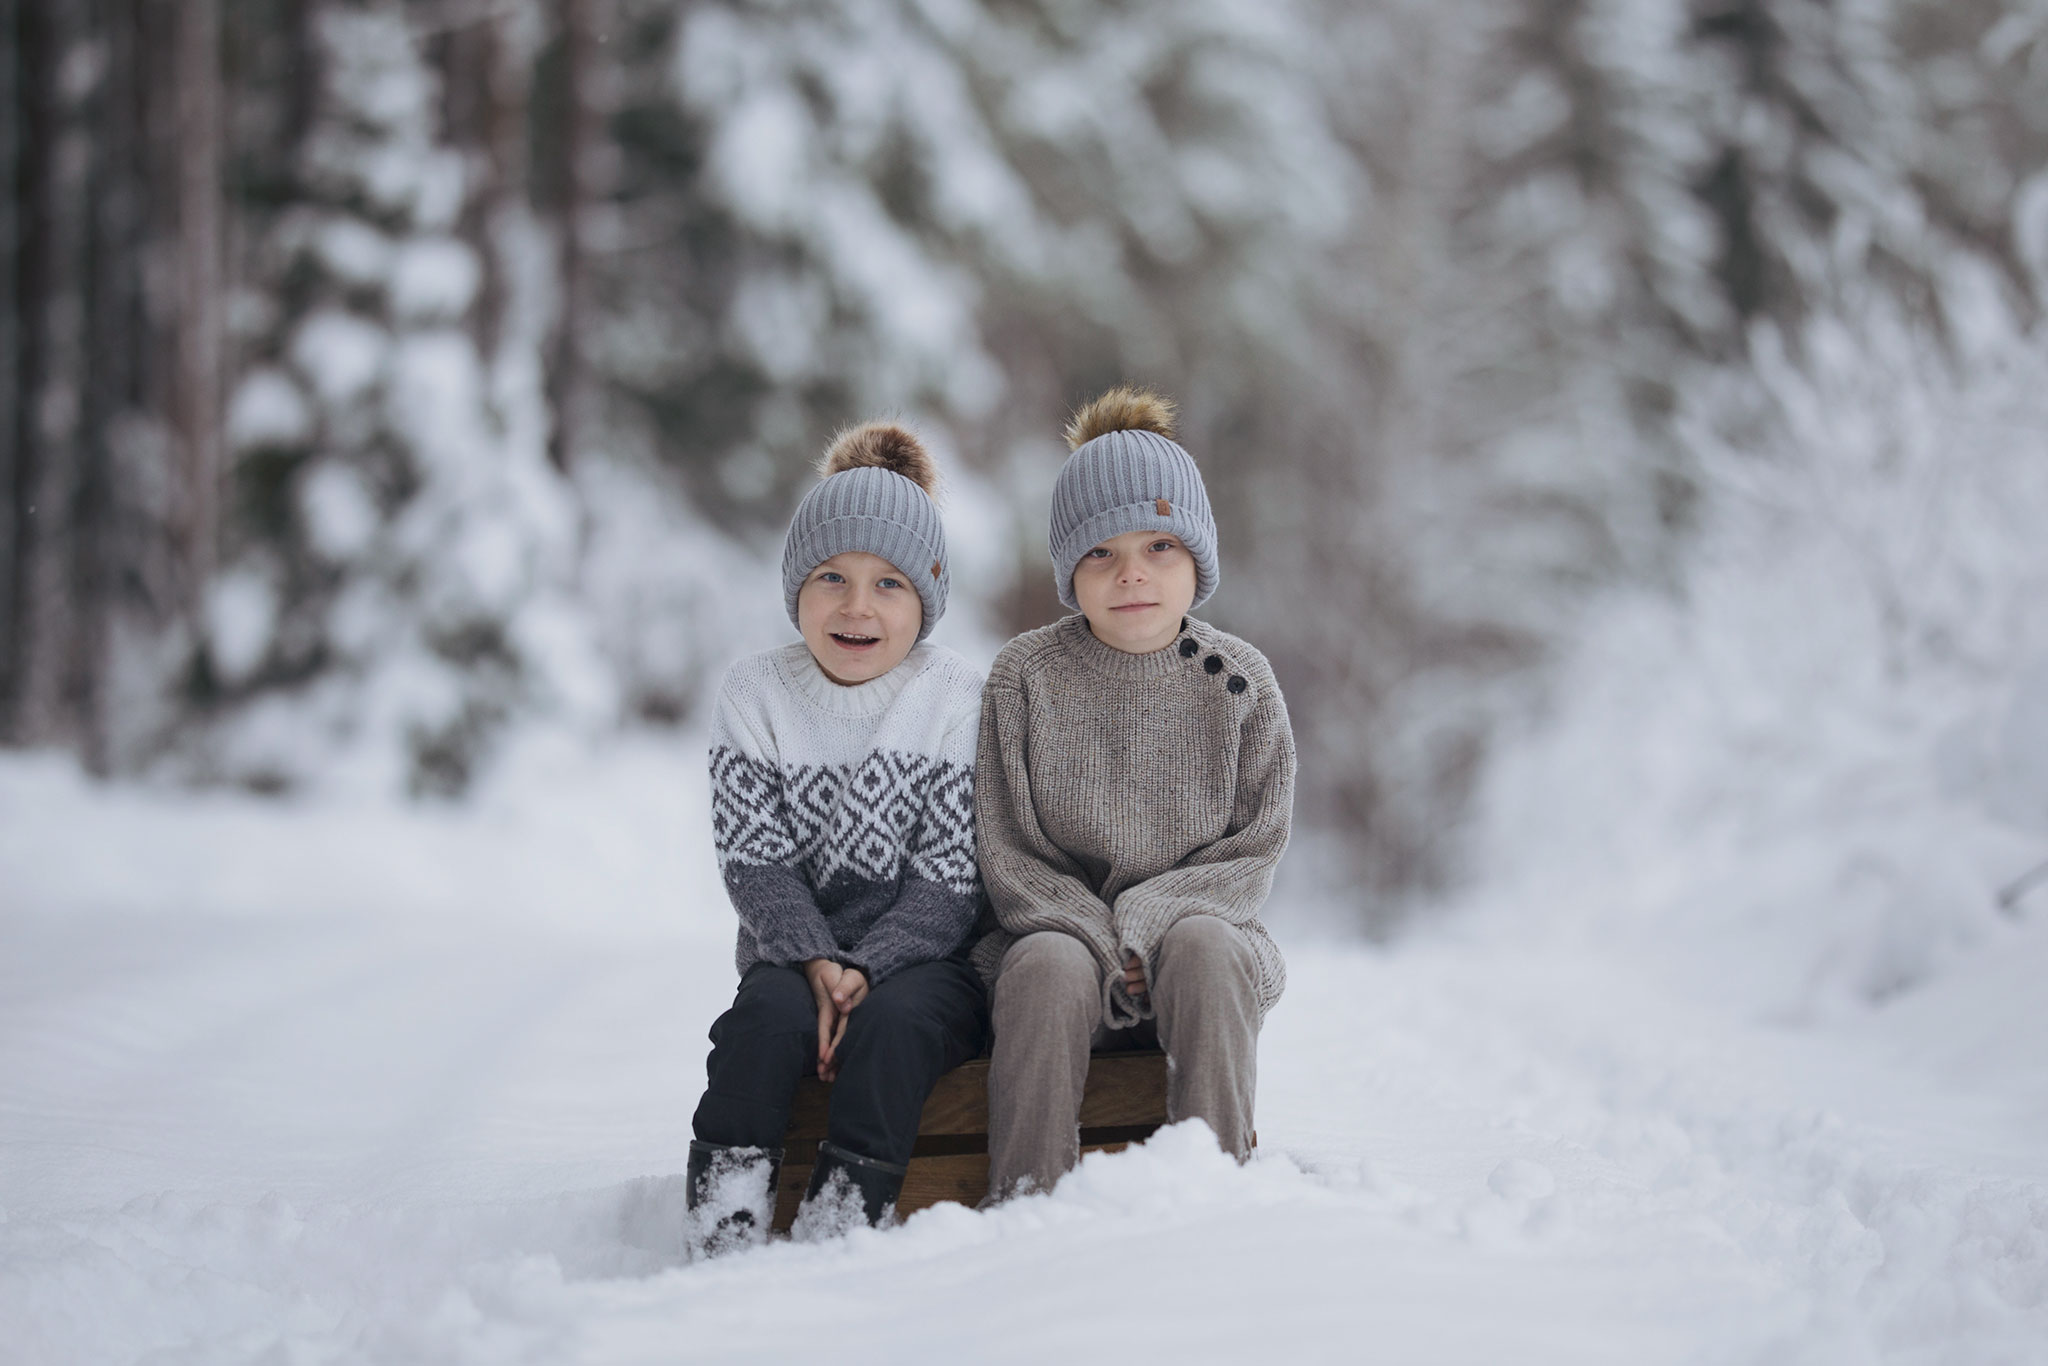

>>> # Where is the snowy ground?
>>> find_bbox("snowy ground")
[4,737,2046,1366]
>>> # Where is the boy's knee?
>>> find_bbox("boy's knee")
[718,966,815,1039]
[838,994,930,1060]
[843,965,974,1043]
[1156,917,1256,987]
[993,933,1099,1024]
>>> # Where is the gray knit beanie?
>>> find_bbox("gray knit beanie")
[1049,386,1218,611]
[781,422,949,641]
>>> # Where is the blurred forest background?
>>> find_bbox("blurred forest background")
[5,0,2047,930]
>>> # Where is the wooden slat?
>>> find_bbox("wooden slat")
[784,1050,1168,1142]
[772,1162,805,1231]
[786,1075,832,1141]
[897,1152,988,1211]
[913,1059,990,1135]
[783,1058,990,1142]
[1078,1051,1168,1128]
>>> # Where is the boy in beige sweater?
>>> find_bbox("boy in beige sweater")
[973,386,1294,1200]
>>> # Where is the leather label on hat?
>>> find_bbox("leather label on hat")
[931,560,942,578]
[1155,498,1171,515]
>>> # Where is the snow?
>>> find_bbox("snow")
[290,309,390,407]
[390,237,483,324]
[2018,172,2048,296]
[203,569,280,688]
[729,272,827,384]
[225,369,314,452]
[509,601,622,728]
[313,216,395,289]
[5,720,2047,1364]
[676,3,1011,414]
[1971,657,2048,833]
[299,462,382,564]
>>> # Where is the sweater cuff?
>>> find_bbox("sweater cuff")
[754,921,839,968]
[1101,970,1153,1029]
[1114,897,1180,976]
[847,880,980,985]
[724,864,839,967]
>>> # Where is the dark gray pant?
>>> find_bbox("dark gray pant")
[692,957,987,1167]
[986,916,1260,1201]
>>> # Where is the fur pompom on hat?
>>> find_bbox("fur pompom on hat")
[1049,386,1219,611]
[816,420,941,490]
[1063,386,1177,450]
[782,421,949,642]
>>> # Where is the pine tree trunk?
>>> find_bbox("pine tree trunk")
[436,8,524,365]
[547,0,595,472]
[8,0,91,747]
[71,0,141,775]
[170,0,221,617]
[0,0,22,732]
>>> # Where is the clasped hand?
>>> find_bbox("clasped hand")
[802,958,870,1082]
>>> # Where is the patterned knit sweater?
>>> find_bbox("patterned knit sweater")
[972,614,1293,1026]
[708,642,984,984]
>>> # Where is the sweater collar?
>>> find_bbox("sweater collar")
[773,641,932,717]
[1055,612,1202,681]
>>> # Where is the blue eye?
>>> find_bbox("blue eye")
[817,571,845,584]
[1151,540,1174,553]
[1086,547,1111,559]
[878,577,903,589]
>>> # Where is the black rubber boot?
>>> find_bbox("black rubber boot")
[797,1140,909,1231]
[686,1139,782,1258]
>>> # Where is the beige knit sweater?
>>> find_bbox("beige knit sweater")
[971,613,1293,1026]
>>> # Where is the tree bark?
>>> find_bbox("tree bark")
[547,0,595,472]
[70,0,137,774]
[170,0,222,614]
[0,0,22,730]
[8,0,92,746]
[437,8,523,365]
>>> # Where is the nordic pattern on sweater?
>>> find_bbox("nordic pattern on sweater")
[709,641,984,985]
[972,613,1293,1027]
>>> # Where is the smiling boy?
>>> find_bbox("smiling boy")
[687,423,987,1251]
[973,386,1294,1200]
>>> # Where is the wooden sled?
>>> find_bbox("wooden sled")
[771,1049,1169,1230]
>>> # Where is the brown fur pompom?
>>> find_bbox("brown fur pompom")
[819,421,938,495]
[1063,385,1178,451]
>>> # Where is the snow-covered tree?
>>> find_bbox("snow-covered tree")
[207,2,611,796]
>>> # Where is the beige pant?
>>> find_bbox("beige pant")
[985,916,1259,1202]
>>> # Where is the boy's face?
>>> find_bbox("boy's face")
[1072,529,1197,654]
[797,551,924,685]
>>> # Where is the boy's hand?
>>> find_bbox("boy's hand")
[1123,952,1148,1000]
[802,961,872,1082]
[803,959,843,1080]
[832,967,869,1015]
[819,967,869,1082]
